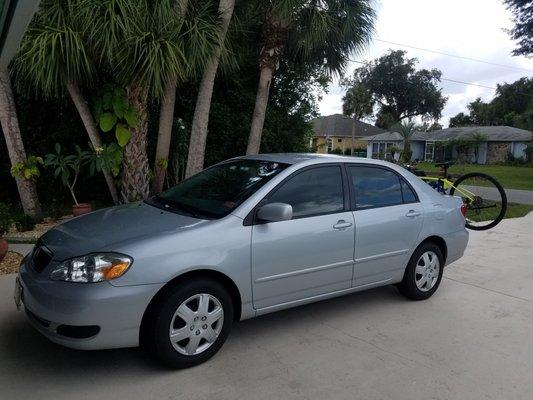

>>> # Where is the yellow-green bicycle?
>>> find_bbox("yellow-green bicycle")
[405,161,507,231]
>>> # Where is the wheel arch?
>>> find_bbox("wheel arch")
[418,235,448,264]
[140,269,243,344]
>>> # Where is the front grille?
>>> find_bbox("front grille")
[32,240,53,273]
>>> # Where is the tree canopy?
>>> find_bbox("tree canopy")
[449,77,533,130]
[504,0,533,57]
[342,50,446,129]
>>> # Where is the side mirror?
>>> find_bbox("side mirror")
[257,202,293,222]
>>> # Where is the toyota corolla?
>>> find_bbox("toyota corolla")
[15,154,468,368]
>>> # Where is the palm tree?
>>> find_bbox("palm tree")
[392,121,417,163]
[154,0,228,188]
[184,0,236,179]
[246,0,375,154]
[84,0,187,202]
[342,83,374,155]
[13,0,120,204]
[470,131,488,163]
[0,65,43,220]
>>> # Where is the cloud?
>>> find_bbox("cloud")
[319,0,533,127]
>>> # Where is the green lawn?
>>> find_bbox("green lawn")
[415,162,533,191]
[504,203,533,219]
[466,202,533,224]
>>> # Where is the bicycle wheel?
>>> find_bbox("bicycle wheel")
[449,172,507,231]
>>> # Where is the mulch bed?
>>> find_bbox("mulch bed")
[0,252,23,275]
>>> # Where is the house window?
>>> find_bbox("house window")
[371,142,394,160]
[425,141,435,162]
[326,137,333,153]
[337,138,342,143]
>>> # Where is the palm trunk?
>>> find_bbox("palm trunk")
[66,82,120,204]
[121,84,150,203]
[246,12,287,155]
[0,65,42,221]
[246,65,274,155]
[184,0,235,178]
[151,0,190,192]
[152,76,177,193]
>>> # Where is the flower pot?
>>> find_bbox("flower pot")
[0,236,8,263]
[72,203,92,217]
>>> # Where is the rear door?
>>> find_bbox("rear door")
[347,165,424,287]
[251,165,355,309]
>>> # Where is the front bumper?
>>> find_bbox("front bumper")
[18,258,163,350]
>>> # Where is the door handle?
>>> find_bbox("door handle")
[333,220,353,230]
[405,210,421,218]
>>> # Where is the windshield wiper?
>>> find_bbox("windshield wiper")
[151,195,204,219]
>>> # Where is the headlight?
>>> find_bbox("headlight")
[50,253,133,283]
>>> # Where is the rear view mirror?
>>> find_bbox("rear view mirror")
[257,202,293,222]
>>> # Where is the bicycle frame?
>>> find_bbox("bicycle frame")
[420,176,477,203]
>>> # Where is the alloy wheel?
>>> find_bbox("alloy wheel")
[168,293,224,356]
[415,251,440,292]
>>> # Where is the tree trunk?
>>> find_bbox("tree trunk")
[246,65,274,155]
[121,85,151,203]
[246,11,287,155]
[0,64,42,221]
[66,82,120,204]
[151,0,190,192]
[184,0,235,178]
[152,76,177,193]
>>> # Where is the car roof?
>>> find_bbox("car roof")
[232,153,393,167]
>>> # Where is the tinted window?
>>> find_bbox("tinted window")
[268,166,344,218]
[401,179,418,203]
[150,160,288,219]
[348,166,403,209]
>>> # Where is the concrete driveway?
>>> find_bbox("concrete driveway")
[1,213,533,400]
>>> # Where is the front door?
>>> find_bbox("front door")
[347,165,424,286]
[251,165,355,310]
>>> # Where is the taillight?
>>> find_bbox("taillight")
[460,204,467,217]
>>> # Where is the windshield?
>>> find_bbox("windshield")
[147,159,289,219]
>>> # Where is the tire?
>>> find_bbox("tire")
[142,278,233,369]
[449,172,507,231]
[397,242,444,300]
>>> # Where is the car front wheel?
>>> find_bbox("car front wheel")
[143,278,233,368]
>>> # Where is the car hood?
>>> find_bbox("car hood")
[40,202,205,260]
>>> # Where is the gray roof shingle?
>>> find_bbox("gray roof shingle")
[366,126,533,142]
[312,114,385,138]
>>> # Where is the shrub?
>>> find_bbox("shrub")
[328,148,343,155]
[13,213,35,232]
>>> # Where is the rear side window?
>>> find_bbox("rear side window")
[401,179,418,203]
[348,166,404,209]
[267,166,344,218]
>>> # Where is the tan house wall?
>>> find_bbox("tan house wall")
[312,136,368,154]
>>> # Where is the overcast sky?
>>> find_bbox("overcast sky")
[318,0,533,127]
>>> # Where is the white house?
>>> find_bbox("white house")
[366,126,532,164]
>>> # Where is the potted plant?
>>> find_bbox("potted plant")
[45,144,93,216]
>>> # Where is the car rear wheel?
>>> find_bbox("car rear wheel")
[143,279,233,368]
[397,243,444,300]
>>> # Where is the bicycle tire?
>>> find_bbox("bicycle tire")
[449,172,507,231]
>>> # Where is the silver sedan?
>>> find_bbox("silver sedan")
[15,154,468,368]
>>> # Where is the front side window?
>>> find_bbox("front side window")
[149,160,289,219]
[348,166,403,209]
[267,166,344,219]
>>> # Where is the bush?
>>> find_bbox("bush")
[0,203,10,235]
[13,213,35,232]
[328,148,344,155]
[506,151,527,166]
